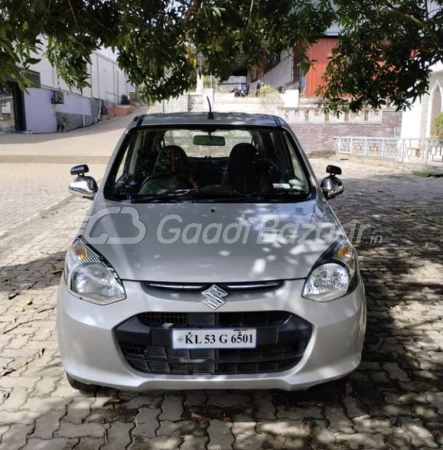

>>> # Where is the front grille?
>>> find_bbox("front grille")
[139,311,290,328]
[145,280,283,291]
[120,342,306,374]
[116,311,312,376]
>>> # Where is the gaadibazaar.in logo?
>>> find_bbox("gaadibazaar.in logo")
[79,207,377,246]
[156,214,343,245]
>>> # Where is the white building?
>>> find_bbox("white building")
[0,43,134,133]
[400,62,443,139]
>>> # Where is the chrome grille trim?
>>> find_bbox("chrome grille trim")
[145,280,282,291]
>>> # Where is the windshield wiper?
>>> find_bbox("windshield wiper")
[129,189,196,203]
[190,189,252,202]
[129,188,304,203]
[249,188,308,201]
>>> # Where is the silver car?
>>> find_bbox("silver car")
[57,112,366,391]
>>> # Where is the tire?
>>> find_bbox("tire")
[66,373,97,392]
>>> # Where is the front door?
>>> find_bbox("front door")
[9,82,27,132]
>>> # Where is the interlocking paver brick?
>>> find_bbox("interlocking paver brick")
[157,420,208,437]
[101,422,133,450]
[132,407,160,437]
[276,404,323,420]
[179,435,208,450]
[121,394,162,410]
[324,406,355,434]
[207,420,234,450]
[257,419,311,437]
[75,437,103,450]
[0,410,40,425]
[129,435,181,450]
[0,424,33,450]
[32,409,67,439]
[65,397,95,424]
[22,438,78,450]
[335,431,386,449]
[231,415,256,436]
[0,387,29,411]
[252,393,276,420]
[31,377,59,396]
[55,423,105,438]
[159,395,183,421]
[426,392,443,414]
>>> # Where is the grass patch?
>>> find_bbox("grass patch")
[412,169,432,177]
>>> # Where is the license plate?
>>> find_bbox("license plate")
[172,328,257,349]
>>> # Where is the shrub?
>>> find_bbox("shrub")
[433,112,443,138]
[257,84,279,98]
[120,94,131,105]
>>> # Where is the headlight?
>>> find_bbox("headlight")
[302,240,358,302]
[64,239,126,305]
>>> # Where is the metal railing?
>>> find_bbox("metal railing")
[334,136,443,164]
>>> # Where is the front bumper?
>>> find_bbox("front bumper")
[56,278,366,391]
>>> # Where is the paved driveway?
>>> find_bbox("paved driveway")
[0,159,442,450]
[0,109,148,237]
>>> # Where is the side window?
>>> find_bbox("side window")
[282,133,306,181]
[113,131,150,194]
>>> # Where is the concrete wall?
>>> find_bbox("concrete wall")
[161,93,401,154]
[24,88,56,133]
[256,50,293,90]
[24,89,95,133]
[292,110,402,154]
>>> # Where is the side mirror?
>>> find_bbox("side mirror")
[69,165,97,200]
[321,175,344,200]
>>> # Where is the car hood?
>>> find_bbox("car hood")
[80,196,344,283]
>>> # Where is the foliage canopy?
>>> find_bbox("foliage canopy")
[1,0,443,111]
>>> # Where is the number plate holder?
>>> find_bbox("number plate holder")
[172,328,257,349]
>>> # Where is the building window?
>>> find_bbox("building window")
[430,85,442,136]
[264,52,281,73]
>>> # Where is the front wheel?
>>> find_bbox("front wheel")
[66,373,97,392]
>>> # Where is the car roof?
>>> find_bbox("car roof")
[133,112,282,128]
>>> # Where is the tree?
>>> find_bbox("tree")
[1,0,443,111]
[320,0,443,112]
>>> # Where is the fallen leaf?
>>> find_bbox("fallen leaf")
[103,398,122,406]
[38,348,45,358]
[26,298,34,306]
[375,337,384,351]
[345,383,353,395]
[51,264,63,275]
[223,417,231,423]
[191,412,211,422]
[317,402,324,407]
[0,360,28,377]
[432,430,440,437]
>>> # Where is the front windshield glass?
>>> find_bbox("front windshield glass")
[108,126,310,201]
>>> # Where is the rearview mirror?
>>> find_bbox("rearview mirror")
[193,135,226,146]
[69,165,97,200]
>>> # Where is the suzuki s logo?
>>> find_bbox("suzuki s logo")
[201,285,228,310]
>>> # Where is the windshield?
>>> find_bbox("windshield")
[108,126,311,202]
